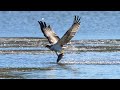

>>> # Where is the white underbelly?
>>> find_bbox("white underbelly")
[50,44,62,52]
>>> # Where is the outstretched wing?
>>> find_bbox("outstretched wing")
[57,16,81,46]
[38,21,60,44]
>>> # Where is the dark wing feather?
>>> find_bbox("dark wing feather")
[57,16,81,46]
[38,21,60,44]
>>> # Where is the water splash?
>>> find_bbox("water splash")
[61,60,120,65]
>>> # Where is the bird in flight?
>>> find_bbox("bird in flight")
[38,16,81,63]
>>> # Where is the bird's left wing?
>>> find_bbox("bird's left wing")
[38,21,60,44]
[57,16,81,46]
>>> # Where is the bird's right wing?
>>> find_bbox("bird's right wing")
[38,21,60,44]
[57,16,81,46]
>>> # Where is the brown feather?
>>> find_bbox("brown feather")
[38,21,60,44]
[57,16,81,46]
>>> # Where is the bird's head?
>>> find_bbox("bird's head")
[45,45,51,49]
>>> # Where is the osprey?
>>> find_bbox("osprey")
[38,16,81,63]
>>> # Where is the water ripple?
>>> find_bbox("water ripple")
[0,37,120,54]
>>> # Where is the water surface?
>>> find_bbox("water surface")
[0,11,120,79]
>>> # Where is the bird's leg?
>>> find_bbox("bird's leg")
[61,50,64,54]
[55,51,59,56]
[55,50,64,56]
